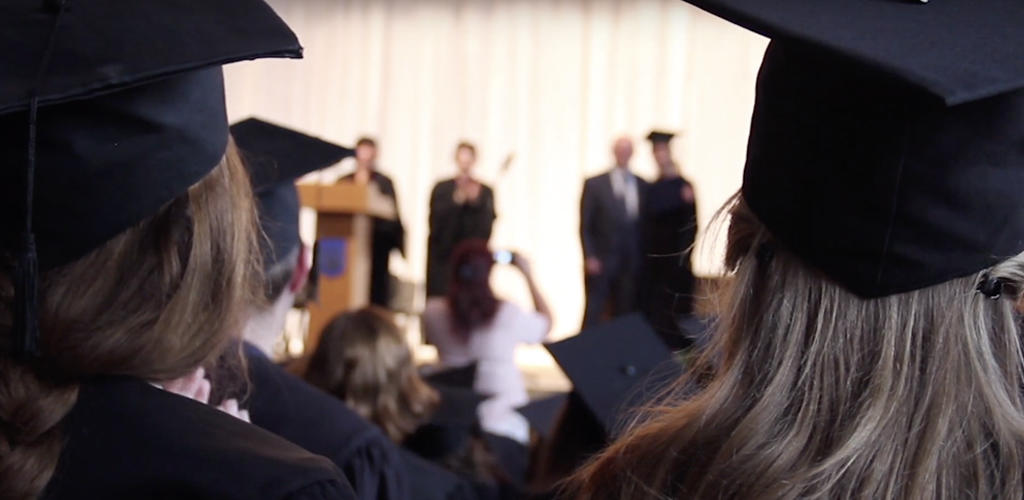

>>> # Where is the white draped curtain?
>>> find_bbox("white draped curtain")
[225,0,767,339]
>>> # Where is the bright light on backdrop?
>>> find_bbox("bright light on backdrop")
[225,0,767,340]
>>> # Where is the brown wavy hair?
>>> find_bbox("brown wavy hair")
[0,139,261,500]
[567,195,1024,499]
[304,307,439,443]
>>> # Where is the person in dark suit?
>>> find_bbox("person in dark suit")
[579,136,649,328]
[342,137,405,308]
[427,142,497,297]
[641,131,698,350]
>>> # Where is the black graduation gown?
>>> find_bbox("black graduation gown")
[641,176,698,350]
[43,376,353,500]
[398,448,479,500]
[404,385,527,500]
[426,179,496,297]
[340,172,405,308]
[243,343,407,500]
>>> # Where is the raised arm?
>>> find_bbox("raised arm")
[512,253,552,339]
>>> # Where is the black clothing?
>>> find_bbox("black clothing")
[244,343,407,500]
[426,179,496,297]
[579,171,648,328]
[641,176,698,350]
[341,171,405,308]
[44,376,353,500]
[398,449,478,500]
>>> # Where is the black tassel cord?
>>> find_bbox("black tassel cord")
[14,0,69,359]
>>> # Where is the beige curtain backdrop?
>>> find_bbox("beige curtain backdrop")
[225,0,767,339]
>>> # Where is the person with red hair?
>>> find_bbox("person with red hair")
[421,240,552,445]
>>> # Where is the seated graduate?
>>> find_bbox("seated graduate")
[528,314,680,496]
[421,240,552,446]
[229,118,409,500]
[305,309,513,499]
[0,2,352,499]
[567,1,1024,499]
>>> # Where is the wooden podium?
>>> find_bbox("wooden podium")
[297,182,396,353]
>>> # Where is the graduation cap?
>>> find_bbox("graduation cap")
[681,0,1024,297]
[516,393,568,439]
[230,118,354,271]
[0,0,301,357]
[423,362,478,390]
[404,384,489,461]
[545,314,682,436]
[427,382,489,428]
[646,130,676,144]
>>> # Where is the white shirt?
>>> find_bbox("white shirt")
[609,166,639,220]
[422,299,550,443]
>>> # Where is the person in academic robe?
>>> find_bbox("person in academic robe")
[305,308,523,499]
[341,137,405,308]
[579,136,649,329]
[426,142,496,297]
[230,119,411,500]
[567,1,1024,498]
[640,130,698,350]
[0,3,353,499]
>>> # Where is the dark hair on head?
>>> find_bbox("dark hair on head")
[455,141,476,158]
[262,246,299,302]
[446,239,498,342]
[0,140,262,499]
[356,137,376,149]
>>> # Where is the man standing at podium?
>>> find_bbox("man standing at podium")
[426,141,496,297]
[341,137,405,308]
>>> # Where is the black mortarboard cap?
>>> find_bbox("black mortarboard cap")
[646,130,676,144]
[427,382,489,428]
[230,118,354,271]
[683,0,1024,297]
[0,0,302,357]
[545,314,682,435]
[423,362,478,390]
[516,393,568,438]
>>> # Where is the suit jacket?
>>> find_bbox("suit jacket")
[580,170,648,274]
[44,376,353,500]
[426,179,496,296]
[243,343,407,500]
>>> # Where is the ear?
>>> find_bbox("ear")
[289,244,310,294]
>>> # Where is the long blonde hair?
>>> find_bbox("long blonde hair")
[0,139,261,500]
[568,195,1024,499]
[305,307,439,443]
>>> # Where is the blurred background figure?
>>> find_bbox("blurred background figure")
[230,118,413,500]
[341,137,406,308]
[641,130,698,351]
[305,308,441,444]
[579,136,648,329]
[427,142,497,298]
[422,240,553,446]
[305,308,520,499]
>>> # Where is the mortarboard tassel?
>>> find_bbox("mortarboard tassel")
[14,0,69,359]
[12,235,39,359]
